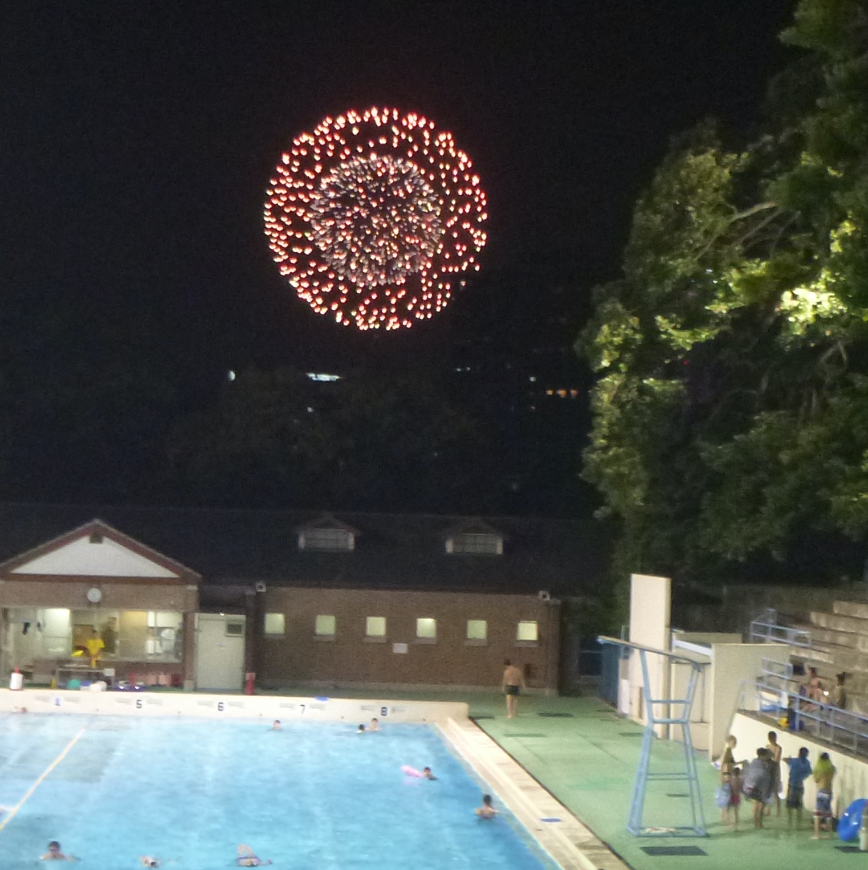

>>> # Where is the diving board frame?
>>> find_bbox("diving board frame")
[598,636,707,837]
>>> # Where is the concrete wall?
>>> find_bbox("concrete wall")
[629,574,671,733]
[254,587,560,692]
[708,642,790,761]
[729,712,868,817]
[0,687,467,723]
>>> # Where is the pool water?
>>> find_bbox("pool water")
[0,714,558,869]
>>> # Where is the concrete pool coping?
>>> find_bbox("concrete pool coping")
[441,716,629,870]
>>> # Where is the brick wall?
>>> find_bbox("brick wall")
[254,587,560,691]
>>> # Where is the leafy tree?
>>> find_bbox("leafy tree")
[582,0,868,585]
[169,367,483,511]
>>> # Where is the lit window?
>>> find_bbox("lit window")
[466,619,487,640]
[264,613,285,636]
[366,616,386,638]
[299,528,355,551]
[416,618,437,639]
[517,621,539,642]
[315,614,336,636]
[446,533,503,555]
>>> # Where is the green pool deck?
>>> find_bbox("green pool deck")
[270,687,863,870]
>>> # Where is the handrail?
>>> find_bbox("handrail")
[748,613,812,649]
[742,677,868,759]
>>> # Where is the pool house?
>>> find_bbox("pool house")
[0,505,599,694]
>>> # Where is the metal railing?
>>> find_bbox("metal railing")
[743,675,868,760]
[749,608,812,649]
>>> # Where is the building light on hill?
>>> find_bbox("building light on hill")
[306,373,342,382]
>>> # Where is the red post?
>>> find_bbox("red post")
[245,672,256,695]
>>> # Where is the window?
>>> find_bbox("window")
[264,613,285,636]
[466,619,488,642]
[299,527,355,551]
[446,533,503,555]
[365,616,386,638]
[315,614,336,637]
[416,617,437,642]
[516,620,539,644]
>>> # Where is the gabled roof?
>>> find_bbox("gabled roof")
[0,503,607,596]
[442,517,505,539]
[0,518,201,581]
[295,514,360,534]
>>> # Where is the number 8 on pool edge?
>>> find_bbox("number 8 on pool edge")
[380,706,388,717]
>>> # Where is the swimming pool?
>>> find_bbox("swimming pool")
[0,714,559,869]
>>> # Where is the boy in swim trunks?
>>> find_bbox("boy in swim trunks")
[502,660,526,718]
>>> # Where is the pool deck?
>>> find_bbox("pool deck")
[270,687,864,870]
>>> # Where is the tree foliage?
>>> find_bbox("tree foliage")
[582,0,868,584]
[169,367,483,511]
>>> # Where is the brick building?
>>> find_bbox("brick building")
[0,505,602,693]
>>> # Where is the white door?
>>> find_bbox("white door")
[194,614,246,691]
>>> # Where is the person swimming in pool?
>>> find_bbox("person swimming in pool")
[271,720,281,730]
[237,844,272,866]
[139,858,161,868]
[422,766,437,780]
[476,794,498,819]
[368,717,380,731]
[41,841,75,861]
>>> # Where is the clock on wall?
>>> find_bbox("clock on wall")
[87,587,102,604]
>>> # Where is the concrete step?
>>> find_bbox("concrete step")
[833,600,868,620]
[804,625,868,654]
[809,611,868,634]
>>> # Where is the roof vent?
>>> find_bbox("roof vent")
[89,532,104,544]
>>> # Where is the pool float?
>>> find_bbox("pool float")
[402,765,424,778]
[838,798,868,842]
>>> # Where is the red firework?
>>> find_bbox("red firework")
[263,107,488,330]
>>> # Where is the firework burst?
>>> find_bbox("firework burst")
[263,107,488,330]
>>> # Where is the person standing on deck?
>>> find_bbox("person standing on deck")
[86,629,105,668]
[766,731,783,816]
[502,659,525,719]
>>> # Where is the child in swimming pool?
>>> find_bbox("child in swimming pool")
[140,858,160,868]
[237,844,272,866]
[369,717,380,731]
[41,841,75,860]
[476,794,498,819]
[271,720,281,731]
[422,767,437,780]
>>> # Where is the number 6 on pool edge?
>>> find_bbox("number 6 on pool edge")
[217,701,224,712]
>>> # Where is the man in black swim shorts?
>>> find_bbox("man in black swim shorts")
[502,659,526,718]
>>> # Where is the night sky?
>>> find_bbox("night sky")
[0,1,798,506]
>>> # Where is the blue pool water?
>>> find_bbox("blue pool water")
[0,714,558,869]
